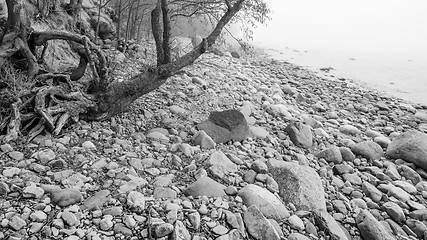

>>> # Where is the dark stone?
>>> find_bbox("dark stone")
[197,109,249,143]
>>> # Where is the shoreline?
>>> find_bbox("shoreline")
[252,44,427,108]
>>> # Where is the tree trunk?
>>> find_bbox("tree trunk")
[130,0,140,40]
[86,0,246,120]
[151,0,163,65]
[136,8,145,41]
[94,0,103,43]
[116,0,122,47]
[69,0,82,16]
[123,0,134,53]
[1,0,38,77]
[160,0,171,64]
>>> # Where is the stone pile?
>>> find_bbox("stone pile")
[1,50,427,240]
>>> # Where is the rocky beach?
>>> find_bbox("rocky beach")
[1,49,427,240]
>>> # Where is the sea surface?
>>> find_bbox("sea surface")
[253,44,427,105]
[246,0,427,105]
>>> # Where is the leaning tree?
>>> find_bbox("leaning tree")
[0,0,269,142]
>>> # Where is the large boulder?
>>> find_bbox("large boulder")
[386,130,427,171]
[285,122,313,149]
[197,110,250,144]
[238,184,290,221]
[267,159,326,211]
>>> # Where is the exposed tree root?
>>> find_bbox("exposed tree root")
[4,98,22,143]
[2,85,96,143]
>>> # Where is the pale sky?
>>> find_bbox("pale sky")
[252,0,427,60]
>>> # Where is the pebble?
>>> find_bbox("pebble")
[1,42,427,240]
[288,215,305,230]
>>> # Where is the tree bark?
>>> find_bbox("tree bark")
[151,0,163,65]
[123,0,134,53]
[94,0,103,43]
[69,0,82,16]
[1,0,38,78]
[116,0,122,47]
[130,0,140,40]
[161,0,171,64]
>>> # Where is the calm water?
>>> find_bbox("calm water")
[254,45,427,105]
[248,0,427,105]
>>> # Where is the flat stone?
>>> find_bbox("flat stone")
[147,131,169,142]
[288,215,304,230]
[317,146,342,164]
[183,176,226,197]
[314,209,349,240]
[22,183,44,199]
[126,191,146,209]
[285,122,313,149]
[2,167,21,177]
[8,151,24,161]
[81,190,111,210]
[288,233,311,240]
[30,211,47,222]
[170,105,186,115]
[362,181,383,202]
[153,187,177,199]
[383,202,405,223]
[34,149,56,163]
[42,186,83,207]
[153,223,174,238]
[172,220,191,240]
[8,216,26,231]
[238,184,290,221]
[251,160,268,174]
[250,126,269,139]
[243,205,280,240]
[212,225,229,235]
[61,211,80,227]
[339,124,361,136]
[267,159,326,211]
[397,165,422,185]
[356,210,396,240]
[377,183,411,202]
[405,219,427,238]
[113,223,133,236]
[82,141,96,149]
[192,130,216,149]
[205,150,238,178]
[339,147,356,162]
[351,141,384,160]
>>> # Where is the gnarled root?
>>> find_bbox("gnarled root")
[2,85,96,143]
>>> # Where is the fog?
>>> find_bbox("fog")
[248,0,427,104]
[252,0,427,61]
